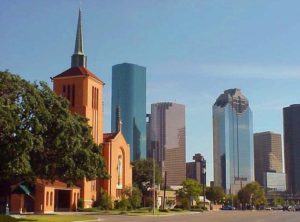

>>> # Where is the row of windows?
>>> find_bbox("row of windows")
[62,84,75,107]
[46,191,53,206]
[92,86,99,110]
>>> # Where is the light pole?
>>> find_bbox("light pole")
[202,158,206,209]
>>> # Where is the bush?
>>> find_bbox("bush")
[119,197,131,211]
[78,198,84,209]
[129,187,142,209]
[93,191,113,210]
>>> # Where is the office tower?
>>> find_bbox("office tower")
[149,102,186,186]
[283,104,300,195]
[111,63,146,160]
[213,89,254,194]
[254,132,283,183]
[186,153,206,185]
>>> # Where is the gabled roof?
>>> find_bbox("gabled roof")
[53,66,104,84]
[103,132,118,142]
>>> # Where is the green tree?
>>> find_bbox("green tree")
[0,70,107,196]
[131,159,161,193]
[272,197,284,206]
[205,186,225,204]
[237,182,267,209]
[176,179,202,209]
[121,186,142,209]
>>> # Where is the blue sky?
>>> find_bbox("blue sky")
[2,0,300,183]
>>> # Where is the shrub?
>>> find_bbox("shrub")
[119,197,131,211]
[77,198,84,209]
[93,191,113,210]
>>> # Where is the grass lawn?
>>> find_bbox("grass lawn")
[0,215,97,222]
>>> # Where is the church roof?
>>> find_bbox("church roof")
[52,66,104,84]
[103,132,118,142]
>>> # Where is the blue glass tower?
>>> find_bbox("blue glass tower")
[111,63,146,160]
[213,89,254,194]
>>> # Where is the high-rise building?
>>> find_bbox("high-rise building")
[186,154,206,185]
[213,88,254,194]
[148,102,186,186]
[283,104,300,195]
[254,132,283,187]
[111,63,146,160]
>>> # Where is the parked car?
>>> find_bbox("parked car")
[265,206,272,211]
[284,205,295,211]
[295,205,300,211]
[272,205,283,210]
[222,205,236,210]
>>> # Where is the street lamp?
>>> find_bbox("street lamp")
[202,158,206,209]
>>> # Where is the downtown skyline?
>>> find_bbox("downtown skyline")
[2,0,300,183]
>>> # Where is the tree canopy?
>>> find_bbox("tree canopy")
[0,70,107,194]
[131,159,161,193]
[237,182,267,209]
[176,179,202,209]
[205,186,225,204]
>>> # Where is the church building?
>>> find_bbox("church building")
[10,9,132,213]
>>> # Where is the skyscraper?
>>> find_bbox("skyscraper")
[213,89,254,194]
[254,132,283,186]
[111,63,146,160]
[149,102,186,186]
[186,153,206,185]
[283,104,300,195]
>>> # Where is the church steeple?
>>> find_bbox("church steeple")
[71,9,87,68]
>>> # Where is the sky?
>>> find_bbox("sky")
[2,0,300,184]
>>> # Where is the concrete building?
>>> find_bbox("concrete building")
[284,104,300,196]
[186,154,206,185]
[254,131,283,189]
[213,89,254,194]
[148,102,186,187]
[111,63,146,161]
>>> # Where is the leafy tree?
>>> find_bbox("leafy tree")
[0,71,107,196]
[272,197,284,206]
[120,186,142,209]
[176,179,202,209]
[237,182,267,209]
[205,186,225,204]
[131,159,161,193]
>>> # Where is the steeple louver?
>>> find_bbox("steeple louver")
[71,9,87,68]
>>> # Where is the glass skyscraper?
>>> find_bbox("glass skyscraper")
[213,89,254,194]
[111,63,146,160]
[283,104,300,195]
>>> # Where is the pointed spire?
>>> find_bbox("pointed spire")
[71,8,87,68]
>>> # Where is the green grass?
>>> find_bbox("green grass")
[0,215,97,222]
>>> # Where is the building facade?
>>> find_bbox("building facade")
[254,131,283,189]
[148,102,186,186]
[283,104,300,196]
[213,89,254,194]
[10,9,132,213]
[186,154,206,185]
[111,63,146,160]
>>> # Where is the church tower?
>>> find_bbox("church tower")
[52,9,104,208]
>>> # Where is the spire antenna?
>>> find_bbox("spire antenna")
[71,8,87,68]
